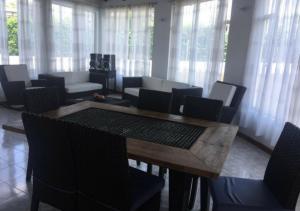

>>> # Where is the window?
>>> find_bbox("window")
[52,3,74,71]
[101,5,154,77]
[51,2,97,72]
[240,0,300,146]
[5,0,19,64]
[168,0,232,95]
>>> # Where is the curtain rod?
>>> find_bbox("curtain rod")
[53,0,101,8]
[101,1,157,8]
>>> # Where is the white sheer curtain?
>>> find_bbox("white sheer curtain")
[167,0,230,96]
[18,0,48,78]
[100,5,154,81]
[50,1,97,72]
[0,0,9,65]
[240,0,300,147]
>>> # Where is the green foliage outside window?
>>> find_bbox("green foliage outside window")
[7,15,18,56]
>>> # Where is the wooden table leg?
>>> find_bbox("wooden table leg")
[169,169,192,211]
[200,177,210,211]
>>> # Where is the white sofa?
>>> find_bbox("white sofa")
[123,76,192,97]
[47,72,103,95]
[39,71,104,104]
[122,76,194,105]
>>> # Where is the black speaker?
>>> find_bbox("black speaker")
[103,54,116,70]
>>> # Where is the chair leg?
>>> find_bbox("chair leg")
[147,164,152,174]
[136,160,141,166]
[200,177,210,211]
[137,192,161,211]
[31,180,39,211]
[26,152,33,182]
[188,176,198,209]
[158,167,167,178]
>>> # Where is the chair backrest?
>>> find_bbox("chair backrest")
[216,81,246,109]
[170,87,203,115]
[138,89,172,113]
[183,96,223,121]
[208,81,237,107]
[24,87,60,113]
[71,124,130,211]
[264,122,300,209]
[21,112,76,192]
[1,64,31,87]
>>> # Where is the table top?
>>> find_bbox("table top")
[2,101,238,178]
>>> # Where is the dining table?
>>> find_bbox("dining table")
[2,101,238,211]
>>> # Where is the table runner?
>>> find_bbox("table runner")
[61,108,206,149]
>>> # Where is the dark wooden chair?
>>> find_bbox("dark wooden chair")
[71,124,165,211]
[137,89,172,113]
[22,113,77,211]
[0,64,49,106]
[24,87,60,114]
[24,87,60,182]
[182,96,223,209]
[215,81,246,123]
[137,88,172,175]
[169,87,203,115]
[183,96,223,121]
[209,122,300,211]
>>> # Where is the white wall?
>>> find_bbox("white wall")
[224,0,255,85]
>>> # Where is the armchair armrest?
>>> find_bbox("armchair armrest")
[38,74,66,105]
[122,77,143,92]
[220,106,236,124]
[1,81,26,105]
[31,79,49,87]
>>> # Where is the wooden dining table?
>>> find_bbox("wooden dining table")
[3,101,238,211]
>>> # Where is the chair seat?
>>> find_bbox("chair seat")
[65,82,103,94]
[129,167,165,210]
[26,86,44,90]
[210,177,289,211]
[124,87,140,97]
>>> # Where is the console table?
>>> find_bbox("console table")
[89,69,116,94]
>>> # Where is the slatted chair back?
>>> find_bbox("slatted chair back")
[24,87,60,113]
[169,87,203,115]
[264,122,300,209]
[138,89,172,113]
[183,96,223,121]
[22,112,77,209]
[71,124,130,211]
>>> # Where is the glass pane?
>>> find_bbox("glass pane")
[5,0,18,58]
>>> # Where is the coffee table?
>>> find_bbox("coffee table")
[66,96,131,107]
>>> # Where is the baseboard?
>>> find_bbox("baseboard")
[237,132,273,154]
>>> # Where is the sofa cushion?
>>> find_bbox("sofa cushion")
[65,82,103,94]
[161,80,191,92]
[124,87,140,97]
[49,72,90,85]
[208,82,236,106]
[142,76,163,91]
[4,64,31,87]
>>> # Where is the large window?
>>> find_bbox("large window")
[168,0,232,95]
[5,0,19,64]
[51,2,96,72]
[101,5,154,77]
[240,0,300,146]
[52,3,74,71]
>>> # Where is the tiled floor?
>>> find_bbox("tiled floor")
[0,105,299,211]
